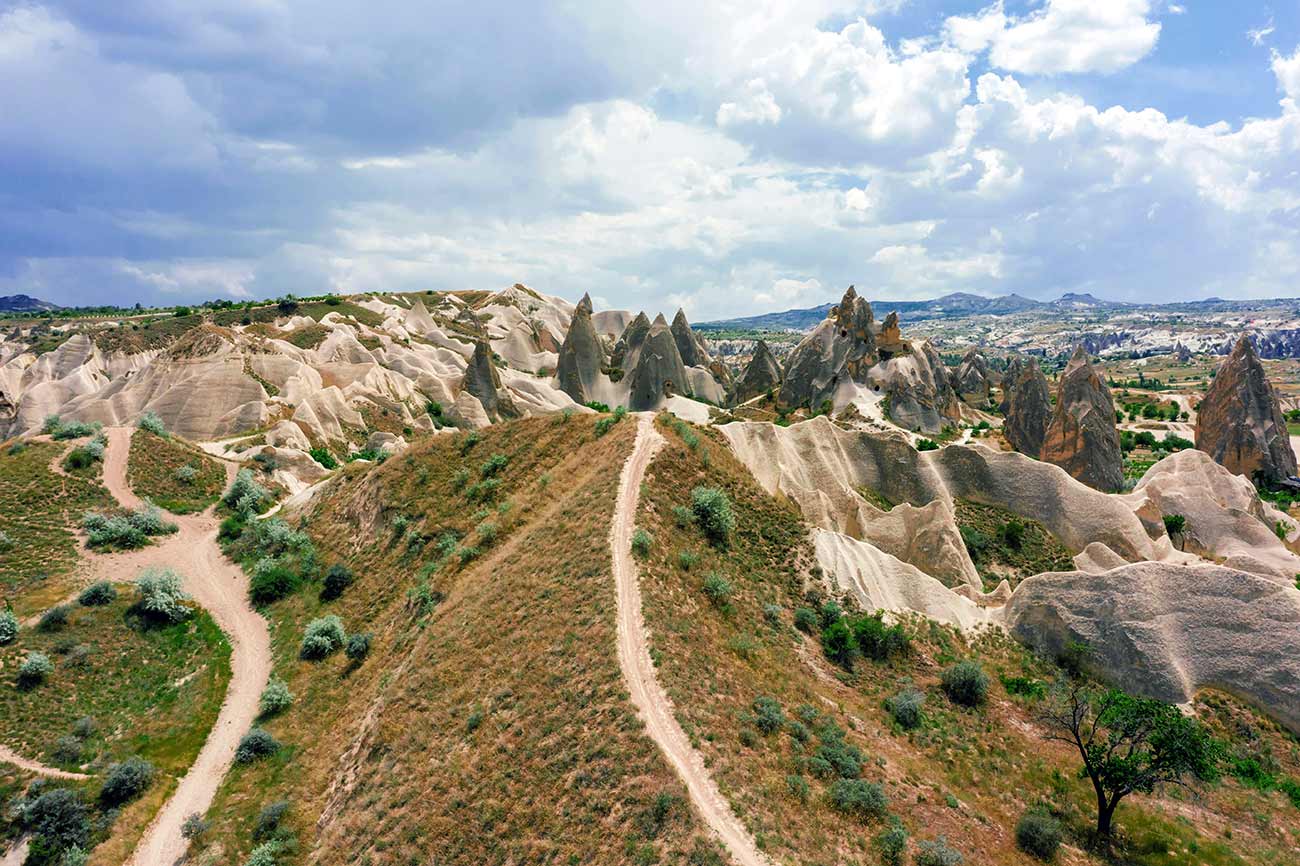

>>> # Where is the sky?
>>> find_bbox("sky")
[1,1,1298,320]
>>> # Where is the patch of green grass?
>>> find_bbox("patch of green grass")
[953,498,1074,590]
[127,430,226,514]
[0,440,113,612]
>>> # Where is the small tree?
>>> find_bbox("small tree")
[940,660,989,707]
[77,581,116,607]
[345,633,372,663]
[236,727,281,763]
[99,756,155,806]
[320,563,354,601]
[1039,683,1221,838]
[690,486,735,547]
[137,411,167,437]
[0,605,19,645]
[135,567,189,624]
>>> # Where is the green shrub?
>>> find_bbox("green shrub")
[219,514,246,541]
[915,837,963,866]
[874,820,909,866]
[253,799,290,841]
[828,779,888,820]
[1162,513,1186,536]
[887,688,925,730]
[181,814,211,840]
[916,438,940,451]
[466,478,500,502]
[940,661,989,707]
[39,604,71,632]
[690,487,735,546]
[851,613,909,661]
[137,411,167,437]
[299,614,346,660]
[245,841,284,866]
[1015,809,1062,860]
[459,431,482,454]
[998,518,1026,549]
[134,567,189,624]
[959,525,990,559]
[259,678,294,717]
[0,607,16,646]
[249,564,300,605]
[25,788,89,852]
[762,604,783,628]
[793,607,818,634]
[308,447,338,469]
[785,774,810,802]
[236,727,281,763]
[820,620,857,668]
[811,726,864,779]
[677,550,699,571]
[631,528,653,558]
[174,464,199,484]
[52,736,82,765]
[1001,675,1047,700]
[672,505,693,528]
[77,581,116,607]
[99,756,154,806]
[18,651,53,688]
[320,563,354,601]
[476,521,498,545]
[224,468,269,515]
[751,696,785,734]
[701,573,732,608]
[345,633,372,662]
[481,453,509,477]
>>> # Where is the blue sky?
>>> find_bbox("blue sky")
[1,1,1298,319]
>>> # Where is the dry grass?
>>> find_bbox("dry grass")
[634,413,1300,866]
[196,415,724,865]
[126,429,226,514]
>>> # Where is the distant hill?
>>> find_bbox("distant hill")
[0,294,61,313]
[698,291,1046,331]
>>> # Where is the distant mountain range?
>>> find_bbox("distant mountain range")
[0,294,61,313]
[697,290,1276,331]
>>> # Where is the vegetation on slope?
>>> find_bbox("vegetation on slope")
[198,415,724,865]
[0,591,230,863]
[953,499,1074,591]
[634,413,1300,866]
[0,441,112,613]
[126,429,226,514]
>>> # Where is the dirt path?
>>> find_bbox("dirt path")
[610,415,771,866]
[88,428,271,866]
[0,745,88,780]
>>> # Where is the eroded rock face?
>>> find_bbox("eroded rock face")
[732,340,782,404]
[556,293,606,404]
[780,286,876,411]
[1195,335,1297,484]
[1003,360,1052,458]
[953,347,992,406]
[463,339,519,422]
[870,341,961,435]
[627,314,690,411]
[998,356,1023,415]
[1040,347,1123,492]
[670,309,710,369]
[1006,561,1300,733]
[610,312,651,372]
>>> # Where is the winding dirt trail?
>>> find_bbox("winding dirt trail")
[610,415,771,866]
[92,428,271,866]
[0,745,88,780]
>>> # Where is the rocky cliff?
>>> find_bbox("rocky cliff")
[952,347,992,406]
[1040,346,1123,492]
[627,314,690,411]
[1195,335,1298,484]
[779,285,876,411]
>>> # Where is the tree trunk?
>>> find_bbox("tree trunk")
[1097,795,1118,837]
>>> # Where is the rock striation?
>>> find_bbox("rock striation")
[555,293,606,404]
[1040,346,1123,492]
[1195,335,1297,484]
[732,340,782,404]
[1002,360,1053,458]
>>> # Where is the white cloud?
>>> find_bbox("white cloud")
[1273,46,1300,101]
[1249,20,1276,47]
[717,79,782,127]
[946,0,1161,75]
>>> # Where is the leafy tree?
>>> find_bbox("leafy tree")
[690,486,735,547]
[1039,683,1221,837]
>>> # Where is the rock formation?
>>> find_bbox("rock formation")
[1040,346,1123,492]
[610,312,651,372]
[1195,335,1297,484]
[555,293,606,404]
[998,356,1023,415]
[627,314,690,411]
[780,286,876,411]
[462,339,519,422]
[952,347,992,406]
[877,311,906,358]
[1006,561,1300,733]
[872,341,961,434]
[732,340,782,404]
[1002,360,1052,458]
[670,309,710,369]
